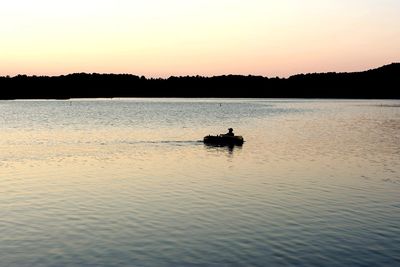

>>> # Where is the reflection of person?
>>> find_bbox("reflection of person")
[225,128,234,136]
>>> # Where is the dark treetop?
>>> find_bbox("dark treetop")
[0,63,399,99]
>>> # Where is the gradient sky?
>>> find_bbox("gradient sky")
[1,0,399,77]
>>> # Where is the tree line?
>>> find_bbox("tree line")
[0,63,399,99]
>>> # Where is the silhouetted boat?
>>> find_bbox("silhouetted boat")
[203,135,244,146]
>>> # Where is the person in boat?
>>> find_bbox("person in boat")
[224,128,234,137]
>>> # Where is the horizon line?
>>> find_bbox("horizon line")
[2,62,398,80]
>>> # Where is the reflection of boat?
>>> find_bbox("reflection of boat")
[203,135,244,146]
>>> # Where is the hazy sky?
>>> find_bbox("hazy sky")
[1,0,399,77]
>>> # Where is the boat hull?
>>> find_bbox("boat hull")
[203,135,244,146]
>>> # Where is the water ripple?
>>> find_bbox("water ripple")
[1,99,400,267]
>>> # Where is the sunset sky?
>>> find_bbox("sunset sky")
[1,0,399,77]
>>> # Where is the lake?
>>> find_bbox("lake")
[1,98,399,266]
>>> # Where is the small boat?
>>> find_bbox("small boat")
[203,135,244,146]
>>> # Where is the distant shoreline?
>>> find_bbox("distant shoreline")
[1,63,399,100]
[2,98,400,102]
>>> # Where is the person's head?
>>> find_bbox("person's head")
[228,128,233,132]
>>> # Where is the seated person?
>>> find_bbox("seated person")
[225,128,234,136]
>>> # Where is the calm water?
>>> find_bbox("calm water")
[1,98,399,267]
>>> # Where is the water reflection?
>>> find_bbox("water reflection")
[203,143,243,154]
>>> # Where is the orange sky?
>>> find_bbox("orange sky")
[0,0,399,77]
